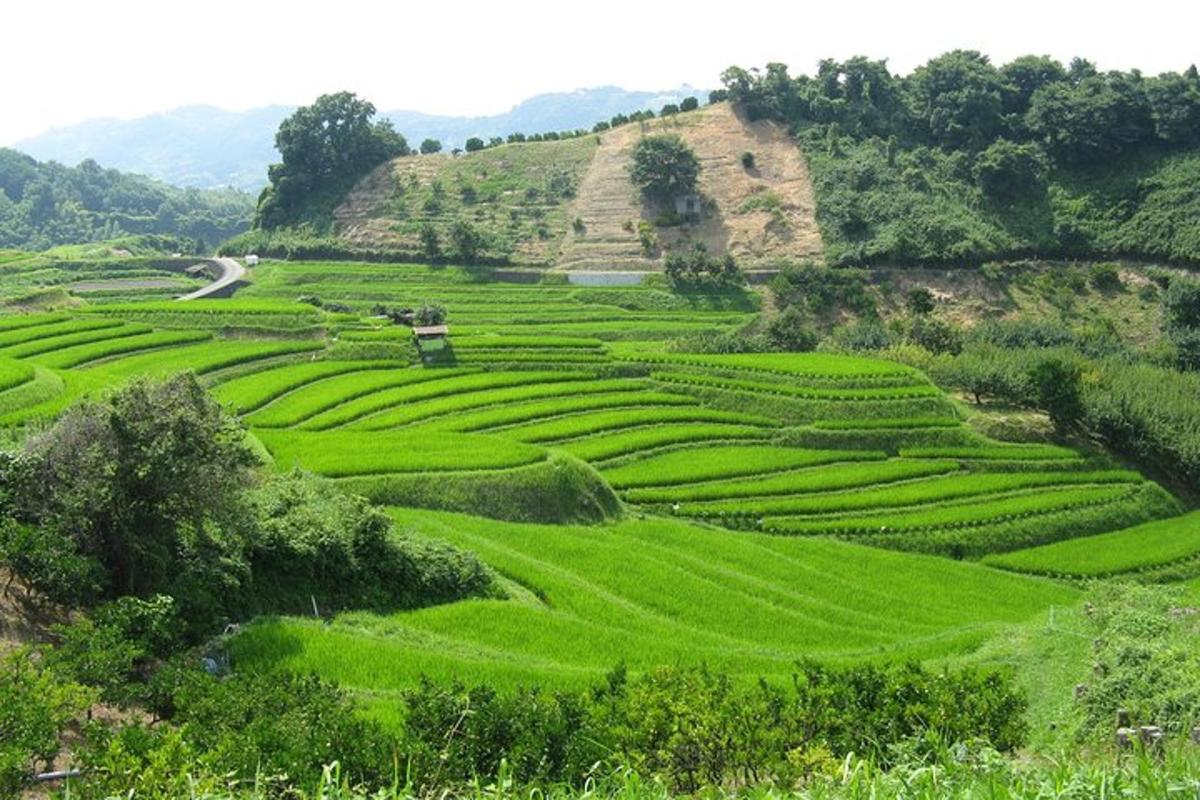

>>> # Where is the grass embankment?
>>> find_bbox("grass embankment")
[231,507,1077,720]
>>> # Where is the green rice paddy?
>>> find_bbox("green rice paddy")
[1,257,1195,702]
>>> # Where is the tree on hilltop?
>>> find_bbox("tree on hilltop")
[420,138,443,154]
[255,92,409,229]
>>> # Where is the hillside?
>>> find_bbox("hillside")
[14,87,700,191]
[0,148,253,251]
[331,102,824,270]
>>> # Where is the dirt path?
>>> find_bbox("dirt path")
[176,257,246,301]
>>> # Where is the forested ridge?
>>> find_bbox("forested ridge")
[0,148,253,252]
[718,53,1200,265]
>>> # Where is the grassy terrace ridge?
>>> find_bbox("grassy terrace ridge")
[230,507,1078,711]
[982,509,1200,577]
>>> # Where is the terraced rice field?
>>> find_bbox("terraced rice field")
[1,257,1195,697]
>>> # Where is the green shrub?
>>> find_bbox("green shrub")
[0,651,92,797]
[243,471,496,615]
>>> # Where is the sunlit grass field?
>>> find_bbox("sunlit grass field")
[0,257,1194,711]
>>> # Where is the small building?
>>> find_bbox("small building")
[245,254,260,266]
[412,324,449,351]
[674,194,701,217]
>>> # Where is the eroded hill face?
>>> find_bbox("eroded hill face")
[333,102,823,270]
[559,102,823,271]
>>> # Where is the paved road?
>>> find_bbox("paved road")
[176,257,247,301]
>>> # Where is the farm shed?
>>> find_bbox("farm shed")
[412,324,449,351]
[674,193,701,217]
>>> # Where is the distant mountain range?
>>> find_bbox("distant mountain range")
[14,86,704,192]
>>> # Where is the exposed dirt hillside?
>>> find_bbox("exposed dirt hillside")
[559,102,823,271]
[333,102,823,270]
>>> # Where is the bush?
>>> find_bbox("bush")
[680,96,700,112]
[767,306,820,351]
[663,244,743,289]
[906,286,936,315]
[464,137,485,152]
[1089,262,1123,290]
[397,661,1027,792]
[830,319,893,351]
[414,302,446,326]
[243,471,494,614]
[771,263,876,317]
[741,151,756,169]
[0,651,92,796]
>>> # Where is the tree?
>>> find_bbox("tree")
[630,135,700,204]
[414,303,447,326]
[419,138,442,154]
[680,96,700,112]
[15,373,259,604]
[906,50,1010,149]
[1000,55,1067,115]
[767,306,820,351]
[449,220,485,262]
[1029,357,1084,432]
[974,139,1046,200]
[660,103,680,116]
[419,222,441,259]
[255,92,408,228]
[1026,73,1154,164]
[464,137,485,152]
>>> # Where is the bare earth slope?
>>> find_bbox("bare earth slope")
[333,102,822,270]
[559,102,823,271]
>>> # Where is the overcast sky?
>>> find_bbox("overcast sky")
[5,0,1199,145]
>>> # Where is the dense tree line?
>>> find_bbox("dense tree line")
[0,149,252,251]
[718,54,1200,265]
[255,92,410,229]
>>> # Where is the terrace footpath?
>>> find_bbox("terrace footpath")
[177,257,247,301]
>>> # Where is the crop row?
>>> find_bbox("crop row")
[764,483,1139,535]
[301,370,592,431]
[561,424,771,462]
[622,351,919,380]
[849,483,1180,558]
[35,330,214,369]
[86,340,325,384]
[600,445,886,489]
[676,469,1145,517]
[448,335,605,350]
[0,313,69,333]
[244,367,476,428]
[430,391,697,433]
[899,444,1082,460]
[253,428,545,476]
[2,323,155,359]
[493,406,777,444]
[210,361,397,414]
[347,378,643,430]
[625,459,961,504]
[0,317,125,348]
[650,371,939,401]
[982,508,1200,576]
[449,350,610,365]
[812,416,961,430]
[0,368,64,423]
[0,358,35,393]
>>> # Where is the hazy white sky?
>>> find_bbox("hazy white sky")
[5,0,1198,145]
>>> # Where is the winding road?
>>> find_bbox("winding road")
[176,257,246,301]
